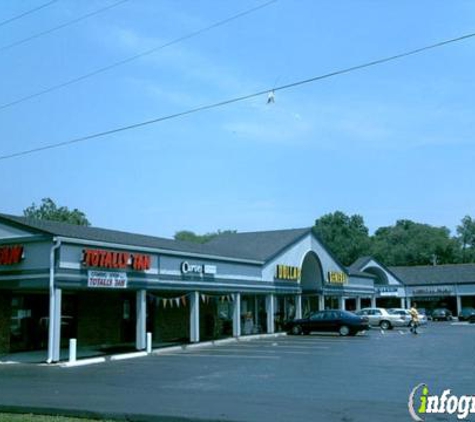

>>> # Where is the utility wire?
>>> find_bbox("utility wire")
[0,0,278,111]
[1,30,474,162]
[0,0,59,28]
[0,0,130,54]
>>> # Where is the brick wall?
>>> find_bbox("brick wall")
[0,292,12,354]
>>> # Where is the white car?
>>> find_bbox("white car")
[388,308,428,326]
[355,307,406,330]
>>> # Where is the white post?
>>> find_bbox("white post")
[266,294,275,334]
[371,296,377,308]
[146,332,152,354]
[318,295,325,311]
[69,338,77,362]
[52,288,62,362]
[406,297,411,309]
[136,290,146,350]
[400,298,406,309]
[339,297,346,310]
[190,291,200,343]
[356,297,362,311]
[233,293,241,337]
[456,295,462,316]
[295,295,302,319]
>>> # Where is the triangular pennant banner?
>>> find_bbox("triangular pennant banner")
[201,294,206,303]
[162,298,167,309]
[175,297,180,307]
[181,296,187,307]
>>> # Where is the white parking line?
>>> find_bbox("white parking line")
[159,353,280,359]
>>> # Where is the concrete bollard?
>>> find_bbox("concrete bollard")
[69,338,77,362]
[146,332,152,354]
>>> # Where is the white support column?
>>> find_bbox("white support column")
[233,293,241,337]
[356,297,362,311]
[52,288,62,362]
[295,295,302,319]
[371,296,377,308]
[400,298,406,309]
[318,295,325,311]
[339,297,346,310]
[266,294,275,334]
[190,291,200,343]
[406,297,411,309]
[456,295,462,316]
[136,290,147,350]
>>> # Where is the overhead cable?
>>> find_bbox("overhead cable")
[0,0,59,28]
[0,0,278,111]
[0,0,130,54]
[1,30,474,161]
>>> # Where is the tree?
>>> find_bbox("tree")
[174,229,237,244]
[456,215,475,263]
[371,219,458,266]
[313,211,371,266]
[23,198,91,226]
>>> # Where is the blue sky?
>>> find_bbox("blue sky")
[1,0,474,238]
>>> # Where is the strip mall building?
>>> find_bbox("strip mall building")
[1,213,474,362]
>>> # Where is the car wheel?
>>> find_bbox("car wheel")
[291,325,302,335]
[380,320,391,330]
[339,325,350,336]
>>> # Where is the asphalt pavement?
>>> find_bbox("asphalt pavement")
[0,322,474,422]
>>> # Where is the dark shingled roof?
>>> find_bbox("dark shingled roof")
[347,256,373,273]
[0,213,254,260]
[0,214,314,263]
[204,227,312,262]
[390,264,475,286]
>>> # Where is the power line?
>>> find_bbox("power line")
[0,0,278,111]
[1,30,474,162]
[0,0,59,28]
[0,0,130,54]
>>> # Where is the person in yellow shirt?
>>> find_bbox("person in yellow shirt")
[409,302,420,334]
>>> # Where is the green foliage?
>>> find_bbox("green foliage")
[174,229,237,244]
[371,219,458,266]
[313,211,371,266]
[23,198,90,226]
[456,215,475,263]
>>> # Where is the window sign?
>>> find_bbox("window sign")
[87,270,128,288]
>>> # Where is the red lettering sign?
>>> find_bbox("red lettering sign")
[82,249,150,271]
[0,245,24,265]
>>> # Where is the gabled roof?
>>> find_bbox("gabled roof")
[0,213,253,261]
[390,264,475,286]
[347,256,373,273]
[204,227,313,262]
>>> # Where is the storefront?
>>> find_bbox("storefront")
[390,264,475,317]
[0,214,378,362]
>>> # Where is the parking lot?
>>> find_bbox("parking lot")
[0,322,474,422]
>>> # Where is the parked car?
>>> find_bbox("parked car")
[388,308,427,326]
[286,310,369,336]
[355,307,406,330]
[431,308,453,321]
[458,307,475,322]
[469,314,475,324]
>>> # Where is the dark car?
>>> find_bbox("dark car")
[286,310,369,337]
[431,308,453,321]
[458,307,475,322]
